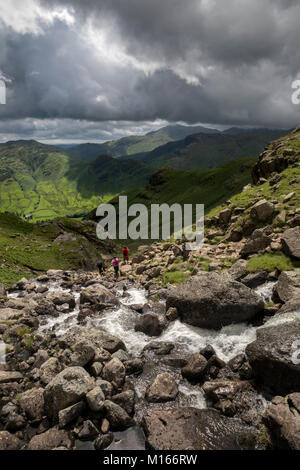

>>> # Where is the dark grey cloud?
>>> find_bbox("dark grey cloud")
[0,0,300,142]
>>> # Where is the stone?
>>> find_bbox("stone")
[274,270,300,303]
[44,366,94,419]
[228,260,247,281]
[59,326,125,354]
[142,408,254,450]
[0,431,22,450]
[0,371,23,384]
[19,388,45,421]
[90,362,103,377]
[165,307,179,321]
[219,208,232,225]
[80,284,119,309]
[240,229,271,256]
[78,420,99,441]
[58,401,86,428]
[281,227,300,259]
[40,357,62,385]
[96,379,113,399]
[264,394,300,449]
[181,353,208,382]
[246,321,300,395]
[250,199,274,221]
[124,359,144,375]
[135,313,164,336]
[94,433,114,450]
[145,373,178,403]
[112,390,135,415]
[102,358,125,387]
[166,272,264,329]
[104,400,134,430]
[86,387,105,412]
[241,271,269,288]
[33,349,49,368]
[70,339,95,367]
[27,427,73,450]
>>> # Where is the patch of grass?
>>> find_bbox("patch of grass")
[246,252,297,272]
[161,270,191,286]
[16,326,31,337]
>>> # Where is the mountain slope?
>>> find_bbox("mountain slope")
[66,124,220,160]
[0,141,152,221]
[123,130,289,170]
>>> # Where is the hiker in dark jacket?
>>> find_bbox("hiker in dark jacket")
[97,261,105,275]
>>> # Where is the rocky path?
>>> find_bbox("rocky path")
[0,266,300,450]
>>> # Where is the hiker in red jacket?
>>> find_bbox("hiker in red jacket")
[112,257,119,279]
[122,246,130,264]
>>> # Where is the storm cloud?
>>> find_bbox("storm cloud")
[0,0,300,142]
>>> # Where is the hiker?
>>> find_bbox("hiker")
[112,256,119,279]
[96,261,105,275]
[122,246,130,264]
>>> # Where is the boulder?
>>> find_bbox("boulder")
[246,321,300,395]
[102,358,125,387]
[44,366,94,419]
[219,208,232,225]
[112,391,135,415]
[250,199,274,221]
[94,433,114,450]
[58,401,86,428]
[0,371,23,384]
[0,431,22,450]
[59,326,125,354]
[86,387,105,412]
[145,373,178,403]
[241,271,269,289]
[135,313,165,337]
[70,339,95,367]
[27,427,73,450]
[166,272,264,329]
[274,271,300,303]
[80,284,119,309]
[142,408,255,450]
[165,307,179,321]
[104,400,133,430]
[19,388,45,421]
[40,357,62,385]
[181,353,208,382]
[228,260,247,281]
[281,227,300,259]
[240,229,271,256]
[264,394,300,449]
[78,420,99,441]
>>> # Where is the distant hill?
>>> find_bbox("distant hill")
[0,140,152,220]
[122,130,289,170]
[66,124,220,160]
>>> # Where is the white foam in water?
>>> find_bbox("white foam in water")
[254,281,276,303]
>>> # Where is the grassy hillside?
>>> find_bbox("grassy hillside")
[0,213,116,286]
[0,141,152,221]
[67,124,220,160]
[87,157,256,250]
[124,131,289,170]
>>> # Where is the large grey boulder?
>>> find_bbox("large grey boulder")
[80,284,119,309]
[142,408,256,450]
[145,373,178,403]
[27,427,73,450]
[44,366,94,419]
[250,199,274,221]
[166,273,264,329]
[274,271,300,303]
[281,227,300,260]
[246,321,300,395]
[59,326,125,354]
[240,229,271,256]
[102,358,125,387]
[104,400,134,430]
[19,388,45,422]
[0,431,22,450]
[135,313,165,337]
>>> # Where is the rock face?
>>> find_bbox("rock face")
[80,284,119,309]
[246,322,300,395]
[142,408,253,450]
[274,271,300,303]
[27,427,73,450]
[250,199,274,221]
[281,227,300,259]
[240,229,271,256]
[44,367,94,419]
[264,394,300,450]
[166,273,264,329]
[145,373,178,403]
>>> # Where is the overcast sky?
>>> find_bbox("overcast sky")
[0,0,300,143]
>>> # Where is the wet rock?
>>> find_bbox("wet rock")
[246,321,300,395]
[70,339,95,367]
[19,388,45,422]
[104,400,134,430]
[59,326,125,354]
[281,227,300,259]
[78,420,99,441]
[27,426,73,450]
[228,354,246,372]
[58,401,86,428]
[112,390,135,415]
[102,358,125,387]
[241,271,269,288]
[181,353,208,382]
[112,349,130,362]
[200,345,216,360]
[94,432,114,450]
[44,366,94,419]
[264,394,300,449]
[124,359,144,376]
[135,313,165,337]
[142,408,255,450]
[166,272,264,329]
[86,387,105,412]
[165,307,179,321]
[228,260,247,281]
[46,291,76,310]
[0,431,22,450]
[274,271,300,303]
[250,199,274,221]
[80,284,119,309]
[145,373,178,403]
